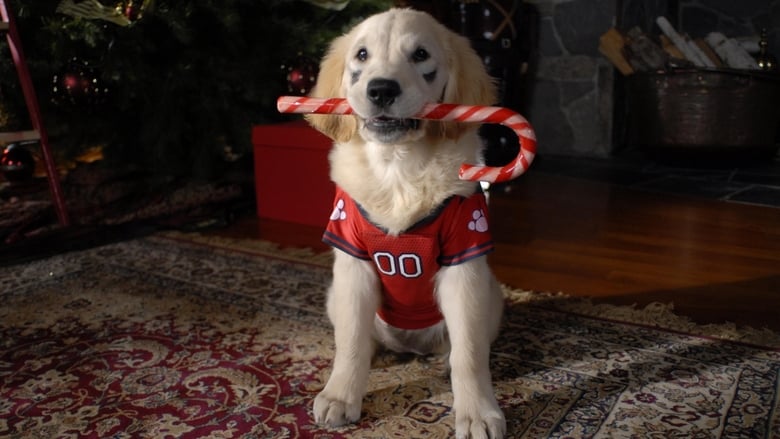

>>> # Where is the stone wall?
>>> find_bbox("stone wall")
[524,0,617,157]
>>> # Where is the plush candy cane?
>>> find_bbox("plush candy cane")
[277,96,536,183]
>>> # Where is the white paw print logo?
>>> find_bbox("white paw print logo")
[330,199,347,221]
[468,209,489,232]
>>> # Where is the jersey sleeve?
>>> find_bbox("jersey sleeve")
[438,191,495,266]
[322,189,371,260]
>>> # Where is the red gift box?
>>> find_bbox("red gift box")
[252,120,335,227]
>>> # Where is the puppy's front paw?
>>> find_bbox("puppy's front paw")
[313,391,362,427]
[455,403,506,439]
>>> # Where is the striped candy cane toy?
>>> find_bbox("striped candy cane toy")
[277,96,537,184]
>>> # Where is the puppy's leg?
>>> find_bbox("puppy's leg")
[436,258,506,439]
[314,249,380,426]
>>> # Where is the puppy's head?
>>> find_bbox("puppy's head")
[306,8,496,144]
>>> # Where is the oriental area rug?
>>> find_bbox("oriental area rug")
[1,231,779,438]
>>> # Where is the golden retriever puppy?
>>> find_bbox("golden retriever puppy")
[306,8,506,438]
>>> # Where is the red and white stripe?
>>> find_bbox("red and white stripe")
[277,96,536,184]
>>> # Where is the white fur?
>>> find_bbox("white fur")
[307,8,506,438]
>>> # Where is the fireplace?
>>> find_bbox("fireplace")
[397,1,778,161]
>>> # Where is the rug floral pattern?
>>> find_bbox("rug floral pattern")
[1,232,778,438]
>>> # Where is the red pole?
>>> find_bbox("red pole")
[1,0,70,226]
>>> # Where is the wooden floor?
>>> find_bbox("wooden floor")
[216,172,780,332]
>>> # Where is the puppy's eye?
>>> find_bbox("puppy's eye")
[356,48,368,62]
[412,47,430,62]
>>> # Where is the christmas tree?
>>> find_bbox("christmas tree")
[0,0,390,178]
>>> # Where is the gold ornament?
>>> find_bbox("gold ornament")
[757,29,777,71]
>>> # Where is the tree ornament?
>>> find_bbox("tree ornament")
[116,0,150,23]
[1,143,36,182]
[51,57,110,108]
[281,56,319,96]
[757,29,777,71]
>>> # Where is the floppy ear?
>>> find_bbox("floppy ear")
[444,33,497,106]
[305,34,359,143]
[429,29,498,140]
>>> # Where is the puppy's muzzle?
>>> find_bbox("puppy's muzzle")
[364,78,420,140]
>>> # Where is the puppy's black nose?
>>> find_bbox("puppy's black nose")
[367,79,401,107]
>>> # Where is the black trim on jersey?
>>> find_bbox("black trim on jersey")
[439,241,495,266]
[322,231,371,260]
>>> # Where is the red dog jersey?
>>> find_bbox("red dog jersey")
[322,186,494,330]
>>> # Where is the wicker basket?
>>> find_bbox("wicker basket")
[627,69,780,160]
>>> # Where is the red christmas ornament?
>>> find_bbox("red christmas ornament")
[118,0,147,22]
[51,57,109,108]
[281,57,318,96]
[1,143,36,182]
